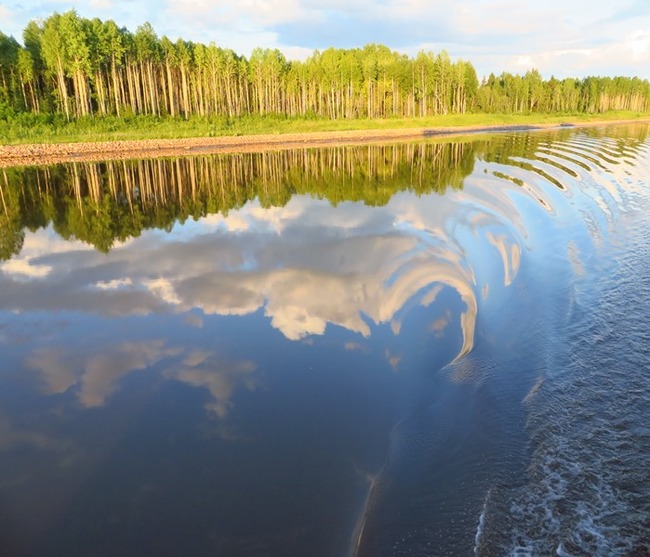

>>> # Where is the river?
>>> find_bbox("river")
[0,124,648,556]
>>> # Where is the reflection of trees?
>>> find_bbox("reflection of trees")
[478,127,650,191]
[1,141,478,254]
[0,170,25,260]
[0,216,24,260]
[3,128,648,257]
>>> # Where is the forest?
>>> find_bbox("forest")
[1,10,650,126]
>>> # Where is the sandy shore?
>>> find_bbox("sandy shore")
[1,119,648,168]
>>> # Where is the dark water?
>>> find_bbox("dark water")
[0,125,649,556]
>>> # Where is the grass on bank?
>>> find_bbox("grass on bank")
[1,110,649,145]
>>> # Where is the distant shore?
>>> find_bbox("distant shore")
[2,118,649,168]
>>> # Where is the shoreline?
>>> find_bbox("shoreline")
[2,118,649,168]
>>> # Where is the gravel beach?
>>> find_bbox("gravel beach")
[1,119,648,168]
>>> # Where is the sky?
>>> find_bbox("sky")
[1,0,649,80]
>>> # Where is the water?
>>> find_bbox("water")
[0,125,649,556]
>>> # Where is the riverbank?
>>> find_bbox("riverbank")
[2,116,650,168]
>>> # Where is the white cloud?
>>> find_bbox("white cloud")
[79,340,178,407]
[0,5,14,29]
[455,1,559,37]
[485,231,521,286]
[3,0,648,77]
[509,30,650,78]
[25,339,255,415]
[0,258,52,278]
[3,192,487,362]
[170,350,258,416]
[165,0,308,27]
[26,346,79,395]
[142,277,181,305]
[628,29,650,57]
[0,228,93,279]
[95,278,133,290]
[25,340,178,405]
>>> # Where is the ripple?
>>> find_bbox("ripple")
[354,125,650,557]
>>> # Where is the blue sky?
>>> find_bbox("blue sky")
[1,0,649,79]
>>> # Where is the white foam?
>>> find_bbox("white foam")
[473,488,491,554]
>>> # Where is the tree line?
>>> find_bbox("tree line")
[1,10,649,123]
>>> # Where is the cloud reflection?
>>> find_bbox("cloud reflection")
[486,231,521,287]
[25,341,256,416]
[80,341,181,407]
[170,351,258,417]
[0,190,529,363]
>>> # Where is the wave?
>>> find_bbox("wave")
[352,125,650,556]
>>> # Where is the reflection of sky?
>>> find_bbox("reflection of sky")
[0,186,530,413]
[1,193,494,360]
[2,130,648,557]
[25,340,257,414]
[0,228,95,279]
[4,129,641,412]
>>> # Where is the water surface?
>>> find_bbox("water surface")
[1,125,649,556]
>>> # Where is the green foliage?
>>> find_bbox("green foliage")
[0,9,649,142]
[1,141,482,252]
[2,128,648,257]
[1,110,648,145]
[0,215,24,260]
